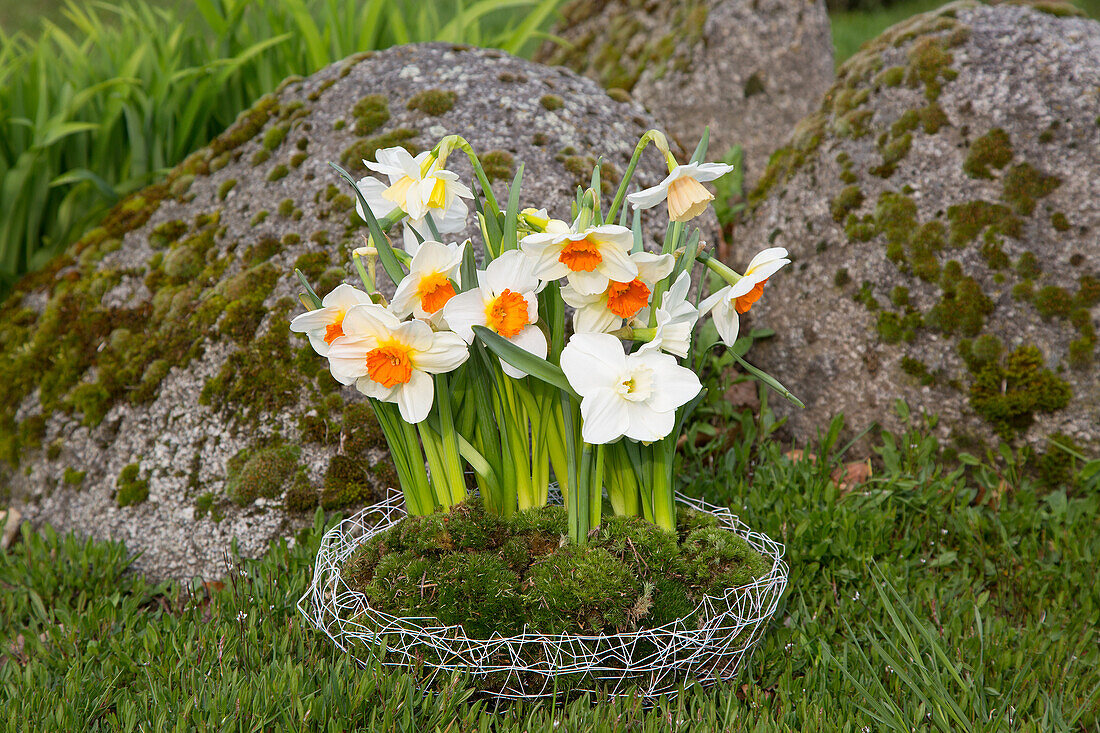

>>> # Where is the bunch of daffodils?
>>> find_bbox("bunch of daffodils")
[291,131,797,543]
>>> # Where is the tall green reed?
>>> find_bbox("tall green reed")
[0,0,561,293]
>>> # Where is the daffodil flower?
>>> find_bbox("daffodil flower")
[637,271,698,358]
[354,147,473,254]
[520,217,636,296]
[560,333,702,444]
[442,250,547,379]
[289,283,374,356]
[325,304,469,423]
[700,247,790,347]
[561,252,674,333]
[626,161,734,223]
[389,241,465,323]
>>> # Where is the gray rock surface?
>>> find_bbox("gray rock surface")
[536,0,835,182]
[735,1,1100,458]
[0,43,691,581]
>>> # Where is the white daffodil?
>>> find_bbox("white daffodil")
[289,283,374,356]
[700,247,790,347]
[560,333,702,445]
[638,271,698,358]
[627,161,734,223]
[442,250,546,379]
[389,240,465,323]
[520,217,636,296]
[354,147,473,254]
[325,303,469,423]
[561,252,674,333]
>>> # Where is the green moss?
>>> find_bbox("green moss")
[749,114,825,207]
[1050,212,1070,231]
[830,185,864,223]
[1015,251,1041,280]
[607,88,631,103]
[742,73,765,97]
[342,401,384,454]
[250,149,272,167]
[871,133,911,178]
[880,65,905,87]
[225,444,301,506]
[889,286,909,308]
[289,152,308,169]
[250,210,269,226]
[481,150,516,182]
[293,251,330,282]
[217,264,279,343]
[539,94,564,111]
[946,200,1022,248]
[277,199,295,218]
[244,237,283,266]
[834,268,851,288]
[876,310,921,344]
[320,454,376,509]
[1032,285,1074,319]
[905,35,955,101]
[200,302,309,426]
[115,463,149,507]
[1001,163,1060,216]
[958,334,1003,373]
[194,492,216,519]
[284,472,319,513]
[406,89,457,116]
[266,164,289,182]
[62,467,85,486]
[844,214,876,241]
[900,356,935,386]
[1077,275,1100,308]
[149,220,188,249]
[208,94,278,159]
[925,263,992,337]
[216,179,237,200]
[963,128,1012,179]
[969,345,1071,439]
[340,128,418,175]
[853,280,879,311]
[680,526,767,593]
[351,94,390,136]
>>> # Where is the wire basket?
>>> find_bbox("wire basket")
[297,490,788,702]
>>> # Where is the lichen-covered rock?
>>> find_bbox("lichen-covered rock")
[535,0,835,182]
[0,43,682,581]
[736,1,1100,459]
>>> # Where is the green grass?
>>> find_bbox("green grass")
[3,389,1098,730]
[830,0,1100,63]
[0,0,562,294]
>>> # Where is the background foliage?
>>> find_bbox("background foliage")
[0,0,559,293]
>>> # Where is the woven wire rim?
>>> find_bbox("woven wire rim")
[297,489,789,702]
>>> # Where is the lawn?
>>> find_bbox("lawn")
[3,395,1098,730]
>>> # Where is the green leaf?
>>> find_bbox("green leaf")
[732,353,805,408]
[472,325,577,397]
[328,161,405,287]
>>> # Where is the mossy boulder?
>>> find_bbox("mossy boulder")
[0,44,677,580]
[736,1,1100,455]
[535,0,835,182]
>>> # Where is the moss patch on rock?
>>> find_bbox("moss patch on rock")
[115,463,149,507]
[341,499,768,638]
[225,443,302,506]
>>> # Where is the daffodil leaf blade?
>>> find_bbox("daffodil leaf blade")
[732,353,805,408]
[327,161,405,287]
[472,325,577,397]
[293,268,323,309]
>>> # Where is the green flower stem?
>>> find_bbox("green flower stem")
[434,373,467,507]
[605,443,640,517]
[374,401,433,515]
[649,221,684,328]
[351,252,375,295]
[698,250,743,286]
[650,442,675,533]
[434,135,500,214]
[605,129,669,224]
[590,443,604,531]
[417,420,453,512]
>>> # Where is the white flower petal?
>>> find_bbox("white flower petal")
[689,162,736,182]
[393,370,434,423]
[746,247,790,272]
[567,268,611,297]
[441,290,487,343]
[711,296,740,347]
[623,402,675,442]
[642,354,703,412]
[499,325,548,379]
[580,388,631,444]
[342,303,402,337]
[560,333,626,395]
[633,252,675,285]
[626,181,672,210]
[413,330,470,373]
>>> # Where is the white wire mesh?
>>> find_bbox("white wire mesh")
[297,489,788,703]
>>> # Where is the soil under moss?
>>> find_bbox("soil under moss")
[340,499,770,639]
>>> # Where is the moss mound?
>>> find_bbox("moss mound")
[340,499,770,638]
